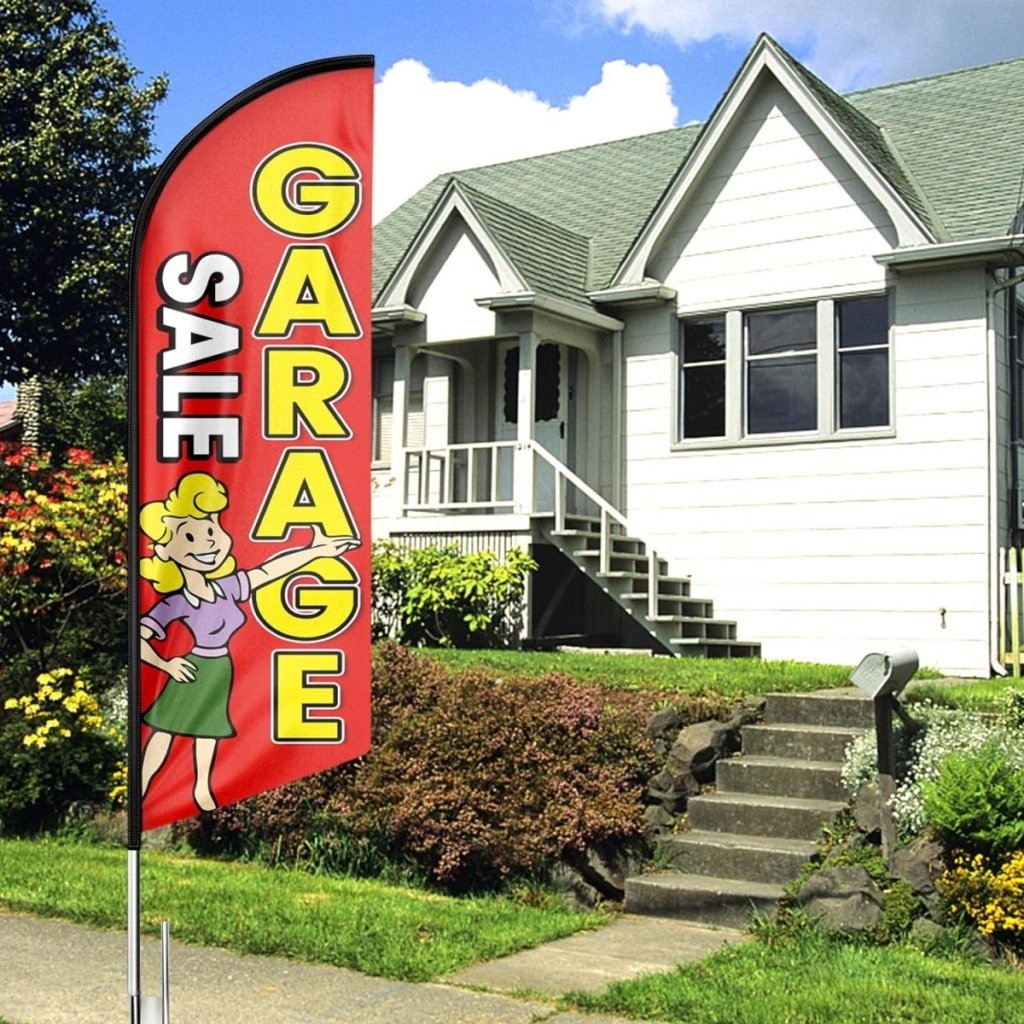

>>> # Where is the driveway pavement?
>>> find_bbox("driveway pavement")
[0,909,744,1023]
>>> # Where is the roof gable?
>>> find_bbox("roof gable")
[376,180,526,310]
[614,35,933,285]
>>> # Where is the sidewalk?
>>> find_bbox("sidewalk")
[0,909,744,1023]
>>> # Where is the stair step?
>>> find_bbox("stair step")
[620,582,694,597]
[572,536,647,552]
[577,551,669,573]
[687,791,846,841]
[716,755,847,802]
[656,831,817,885]
[624,596,711,617]
[766,689,874,729]
[625,872,783,928]
[670,638,761,658]
[742,722,863,763]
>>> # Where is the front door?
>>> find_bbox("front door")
[496,340,569,511]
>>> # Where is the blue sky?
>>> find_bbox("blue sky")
[97,0,1024,220]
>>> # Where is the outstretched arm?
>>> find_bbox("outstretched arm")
[247,524,360,591]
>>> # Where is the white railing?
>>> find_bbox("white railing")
[404,441,517,511]
[403,440,662,619]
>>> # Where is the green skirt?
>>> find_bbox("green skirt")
[143,654,236,739]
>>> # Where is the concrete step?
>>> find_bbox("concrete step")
[716,755,847,802]
[625,872,784,928]
[655,830,817,885]
[765,689,874,729]
[742,722,863,763]
[670,638,763,658]
[687,791,846,841]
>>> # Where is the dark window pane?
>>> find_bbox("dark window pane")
[683,318,725,363]
[683,364,726,438]
[748,306,815,357]
[503,347,519,424]
[535,343,560,421]
[748,355,817,433]
[840,349,889,428]
[838,297,888,349]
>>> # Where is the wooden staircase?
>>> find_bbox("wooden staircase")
[536,513,761,659]
[625,688,873,927]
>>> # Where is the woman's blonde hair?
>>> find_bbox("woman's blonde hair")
[140,472,237,593]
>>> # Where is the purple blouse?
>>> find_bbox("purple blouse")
[141,570,251,655]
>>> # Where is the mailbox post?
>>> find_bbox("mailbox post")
[850,650,919,867]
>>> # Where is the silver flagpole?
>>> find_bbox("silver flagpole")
[127,847,141,1024]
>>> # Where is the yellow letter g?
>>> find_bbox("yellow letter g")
[252,144,361,238]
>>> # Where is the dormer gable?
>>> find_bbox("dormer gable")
[377,179,527,312]
[613,35,935,287]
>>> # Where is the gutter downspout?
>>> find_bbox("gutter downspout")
[987,267,1024,676]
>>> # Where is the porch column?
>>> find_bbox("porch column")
[392,342,412,510]
[513,330,536,514]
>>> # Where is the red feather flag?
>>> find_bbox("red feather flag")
[128,58,374,836]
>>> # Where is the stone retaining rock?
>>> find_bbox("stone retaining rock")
[796,865,885,933]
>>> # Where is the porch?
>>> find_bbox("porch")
[380,438,761,658]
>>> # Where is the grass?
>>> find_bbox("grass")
[0,838,606,982]
[417,648,881,698]
[906,675,1024,713]
[567,929,1024,1024]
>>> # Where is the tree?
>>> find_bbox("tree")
[0,0,167,384]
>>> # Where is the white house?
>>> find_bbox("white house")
[370,35,1024,676]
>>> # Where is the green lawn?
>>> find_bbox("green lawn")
[0,838,605,982]
[567,929,1024,1024]
[418,648,887,698]
[906,675,1023,713]
[3,839,1022,1020]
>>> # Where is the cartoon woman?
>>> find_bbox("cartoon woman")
[138,471,357,812]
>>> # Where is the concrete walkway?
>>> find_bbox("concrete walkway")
[0,909,744,1023]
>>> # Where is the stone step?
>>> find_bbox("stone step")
[625,872,784,929]
[655,830,817,885]
[687,791,846,841]
[716,755,848,802]
[742,722,863,763]
[765,689,874,729]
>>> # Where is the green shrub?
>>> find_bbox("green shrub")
[842,702,1024,839]
[921,743,1024,856]
[371,542,536,648]
[0,668,121,832]
[180,643,661,891]
[0,445,127,832]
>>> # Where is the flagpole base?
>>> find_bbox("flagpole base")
[141,997,162,1024]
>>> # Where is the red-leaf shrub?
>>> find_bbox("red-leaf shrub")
[180,643,672,890]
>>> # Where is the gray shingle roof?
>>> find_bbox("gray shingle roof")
[452,182,592,305]
[374,44,1024,306]
[850,58,1024,241]
[373,126,699,302]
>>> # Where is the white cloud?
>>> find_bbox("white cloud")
[585,0,1024,91]
[373,58,677,220]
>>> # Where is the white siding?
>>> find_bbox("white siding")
[653,81,896,311]
[620,75,995,675]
